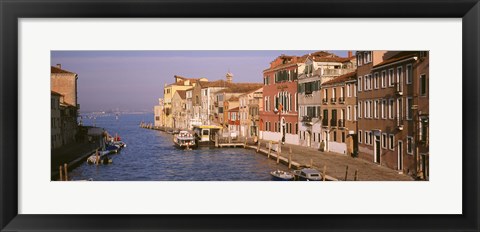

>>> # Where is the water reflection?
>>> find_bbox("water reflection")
[69,113,288,181]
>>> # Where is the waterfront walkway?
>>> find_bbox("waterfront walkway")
[254,139,413,181]
[51,141,100,180]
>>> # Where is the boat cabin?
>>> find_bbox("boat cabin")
[193,125,222,142]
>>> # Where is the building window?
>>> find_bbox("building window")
[353,83,357,97]
[407,136,414,154]
[406,97,413,120]
[420,74,427,96]
[388,69,394,86]
[419,117,429,143]
[389,99,394,119]
[354,105,357,121]
[389,134,395,150]
[358,101,362,118]
[347,106,351,121]
[397,66,403,89]
[364,75,369,90]
[374,100,379,119]
[406,64,413,84]
[369,132,373,145]
[364,101,368,118]
[359,130,363,143]
[358,53,363,66]
[342,132,345,143]
[374,72,379,89]
[365,131,369,145]
[295,123,298,134]
[382,133,387,149]
[381,70,386,88]
[382,99,387,119]
[358,76,362,91]
[346,84,351,97]
[333,131,337,142]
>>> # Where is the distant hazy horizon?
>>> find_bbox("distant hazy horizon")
[51,50,350,112]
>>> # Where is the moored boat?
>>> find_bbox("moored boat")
[293,168,323,181]
[87,150,112,164]
[173,131,196,149]
[192,125,223,146]
[270,170,294,181]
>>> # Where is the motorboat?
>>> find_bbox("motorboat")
[173,131,196,149]
[293,168,323,181]
[270,170,294,181]
[113,140,126,148]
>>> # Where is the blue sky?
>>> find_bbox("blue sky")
[51,50,350,112]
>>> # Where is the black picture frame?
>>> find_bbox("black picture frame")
[1,0,479,231]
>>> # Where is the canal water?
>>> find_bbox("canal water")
[69,113,289,181]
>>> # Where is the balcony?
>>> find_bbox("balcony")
[302,116,313,126]
[322,68,356,76]
[338,119,345,128]
[301,115,312,123]
[322,99,328,105]
[395,82,403,96]
[331,97,337,104]
[253,93,262,98]
[339,97,345,104]
[330,119,337,128]
[396,116,404,130]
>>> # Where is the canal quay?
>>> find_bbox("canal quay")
[59,112,414,181]
[67,113,291,181]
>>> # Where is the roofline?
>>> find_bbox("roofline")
[263,63,300,73]
[372,56,418,70]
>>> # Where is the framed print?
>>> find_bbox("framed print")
[1,0,479,231]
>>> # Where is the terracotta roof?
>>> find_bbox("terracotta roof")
[202,80,262,94]
[51,91,63,96]
[311,56,354,63]
[374,51,418,68]
[175,90,187,100]
[201,80,229,88]
[174,75,205,81]
[222,83,263,94]
[51,66,76,74]
[228,107,240,112]
[322,71,357,86]
[239,87,263,97]
[228,96,240,101]
[263,51,351,72]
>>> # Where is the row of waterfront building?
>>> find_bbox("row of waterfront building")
[154,51,429,179]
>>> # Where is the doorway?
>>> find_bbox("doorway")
[306,131,311,147]
[374,135,381,164]
[324,131,329,151]
[398,140,403,171]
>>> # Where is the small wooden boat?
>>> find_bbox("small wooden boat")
[87,150,112,164]
[270,170,294,181]
[173,131,196,149]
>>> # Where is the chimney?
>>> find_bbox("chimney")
[347,51,353,58]
[56,64,62,69]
